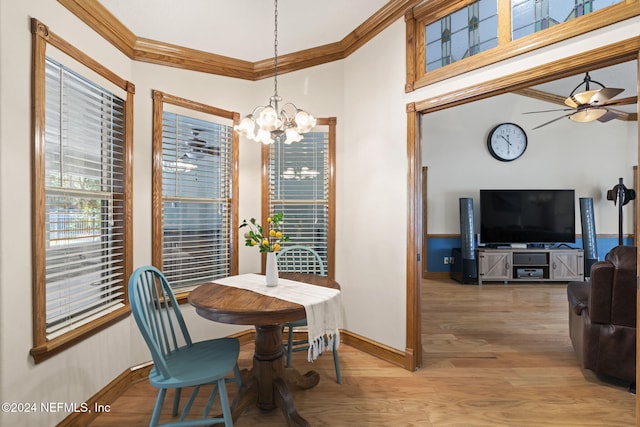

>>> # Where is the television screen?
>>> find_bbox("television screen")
[479,189,576,245]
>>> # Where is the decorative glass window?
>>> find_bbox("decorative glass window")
[152,91,239,292]
[266,119,335,277]
[512,0,622,40]
[426,0,498,72]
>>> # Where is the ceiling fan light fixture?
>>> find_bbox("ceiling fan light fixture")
[569,108,607,123]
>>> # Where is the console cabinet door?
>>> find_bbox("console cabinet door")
[550,251,584,281]
[478,250,511,284]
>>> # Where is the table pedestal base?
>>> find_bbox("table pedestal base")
[231,324,319,426]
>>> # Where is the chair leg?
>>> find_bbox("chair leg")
[179,385,201,421]
[218,379,233,427]
[150,389,167,427]
[233,363,242,388]
[333,345,342,384]
[172,387,182,417]
[286,325,294,368]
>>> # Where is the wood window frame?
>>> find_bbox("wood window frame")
[30,18,134,363]
[406,0,640,92]
[151,90,240,303]
[260,117,336,279]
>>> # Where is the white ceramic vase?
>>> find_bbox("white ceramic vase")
[265,252,279,286]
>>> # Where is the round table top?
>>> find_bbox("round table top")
[188,272,340,326]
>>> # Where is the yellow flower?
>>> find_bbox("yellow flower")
[267,217,272,223]
[269,229,276,237]
[272,243,281,252]
[275,231,283,238]
[249,240,256,246]
[262,239,269,246]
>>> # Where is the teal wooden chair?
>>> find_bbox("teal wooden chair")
[276,245,342,383]
[129,265,242,427]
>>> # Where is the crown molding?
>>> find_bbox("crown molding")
[58,0,422,81]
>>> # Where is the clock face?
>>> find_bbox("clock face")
[487,123,527,162]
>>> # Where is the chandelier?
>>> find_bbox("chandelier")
[234,0,316,145]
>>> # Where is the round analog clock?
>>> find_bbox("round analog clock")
[487,123,528,162]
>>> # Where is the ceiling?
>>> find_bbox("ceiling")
[98,0,389,62]
[97,0,637,115]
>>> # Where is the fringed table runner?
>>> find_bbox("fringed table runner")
[212,273,343,361]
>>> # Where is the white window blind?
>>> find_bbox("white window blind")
[44,57,126,340]
[161,112,233,289]
[268,131,329,270]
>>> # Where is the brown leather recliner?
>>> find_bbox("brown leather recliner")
[567,245,637,383]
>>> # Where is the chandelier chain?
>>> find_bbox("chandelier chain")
[273,0,279,97]
[233,0,315,144]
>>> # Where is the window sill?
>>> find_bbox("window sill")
[30,306,130,364]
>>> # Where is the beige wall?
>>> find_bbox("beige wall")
[1,1,639,426]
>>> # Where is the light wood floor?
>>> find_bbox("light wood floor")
[90,278,636,426]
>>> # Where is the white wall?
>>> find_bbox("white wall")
[422,92,637,236]
[340,19,409,350]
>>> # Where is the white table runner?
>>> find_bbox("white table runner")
[212,273,343,361]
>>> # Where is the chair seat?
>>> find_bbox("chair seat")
[149,337,240,389]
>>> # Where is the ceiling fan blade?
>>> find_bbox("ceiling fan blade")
[532,113,574,130]
[597,110,620,123]
[523,108,574,114]
[601,95,637,107]
[589,87,624,105]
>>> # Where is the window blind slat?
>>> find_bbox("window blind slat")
[43,57,127,340]
[268,130,330,270]
[160,111,233,289]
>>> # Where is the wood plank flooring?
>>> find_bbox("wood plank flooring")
[89,278,636,426]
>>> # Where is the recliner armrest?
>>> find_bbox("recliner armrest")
[567,281,590,315]
[588,261,615,324]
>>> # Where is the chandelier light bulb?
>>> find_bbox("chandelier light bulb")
[256,128,273,145]
[294,110,317,133]
[256,106,281,131]
[284,127,303,144]
[235,116,256,139]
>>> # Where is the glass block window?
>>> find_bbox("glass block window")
[426,0,498,72]
[512,0,622,40]
[160,111,234,289]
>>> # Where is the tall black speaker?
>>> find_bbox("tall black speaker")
[580,197,598,278]
[451,197,477,284]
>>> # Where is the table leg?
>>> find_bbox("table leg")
[231,324,319,426]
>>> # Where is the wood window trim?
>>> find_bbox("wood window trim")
[30,18,134,364]
[406,0,640,93]
[151,90,240,304]
[405,35,640,377]
[260,117,336,280]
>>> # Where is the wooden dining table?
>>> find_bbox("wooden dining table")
[188,272,341,427]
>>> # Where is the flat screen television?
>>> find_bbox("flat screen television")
[479,189,576,245]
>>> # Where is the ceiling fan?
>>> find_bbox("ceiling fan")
[182,129,220,159]
[524,72,627,130]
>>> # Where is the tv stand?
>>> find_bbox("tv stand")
[477,247,584,285]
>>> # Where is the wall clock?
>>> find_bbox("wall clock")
[487,122,527,162]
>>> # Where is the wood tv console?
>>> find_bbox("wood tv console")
[477,248,584,285]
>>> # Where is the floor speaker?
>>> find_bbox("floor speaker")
[579,197,598,278]
[451,198,477,283]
